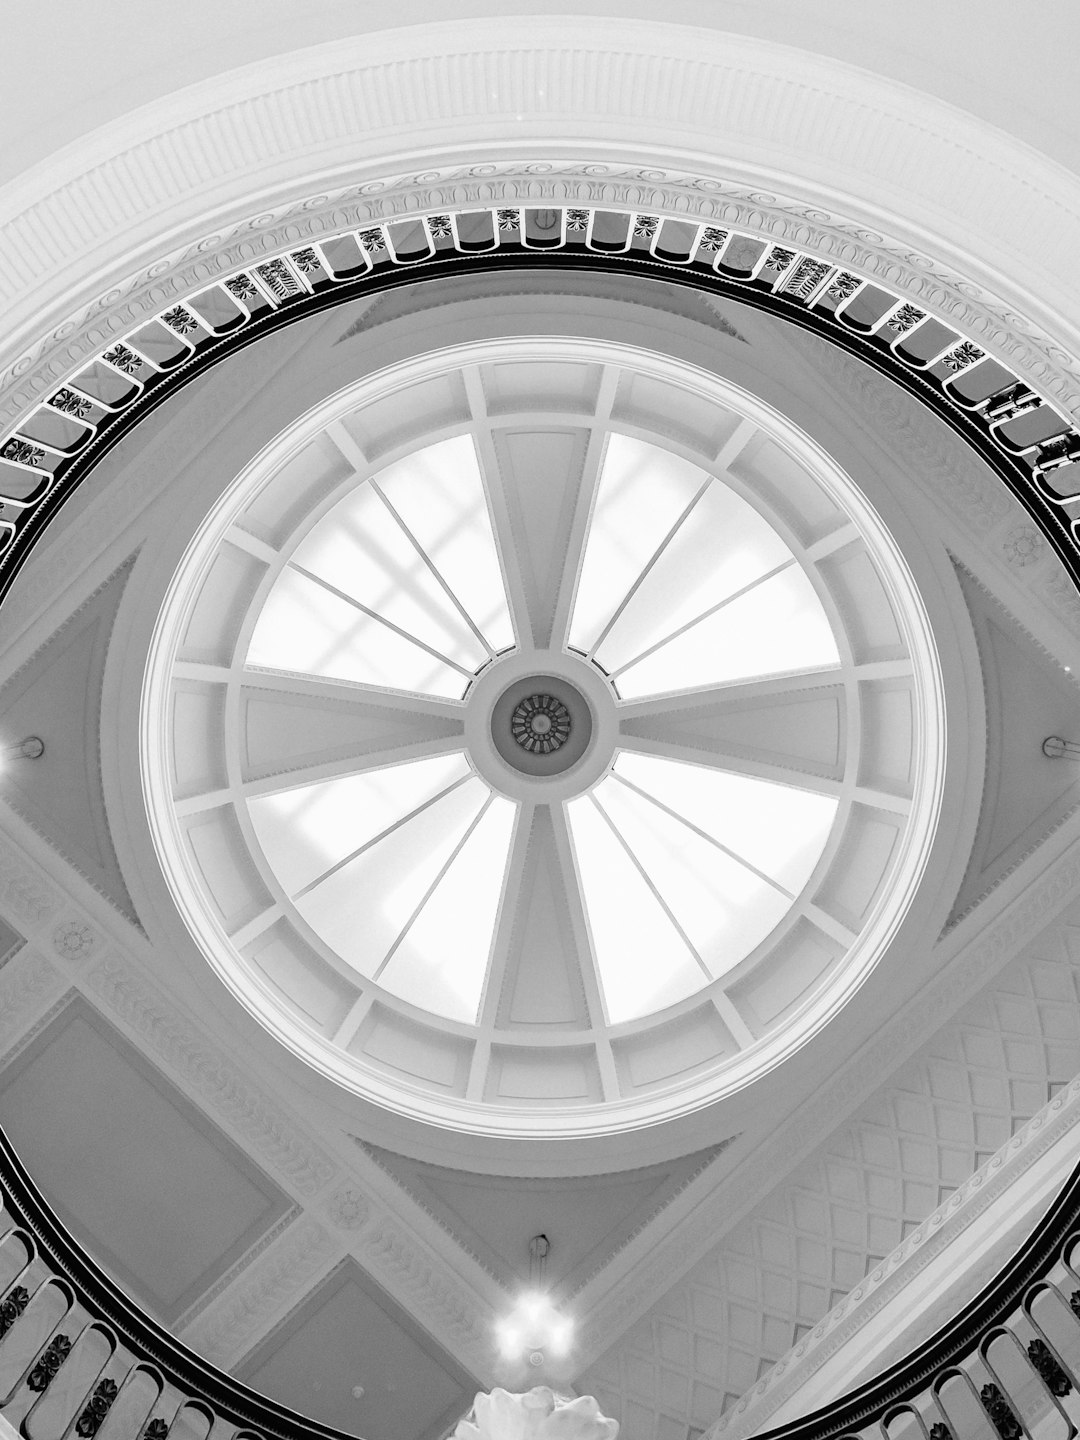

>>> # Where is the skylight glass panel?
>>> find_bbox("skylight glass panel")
[615,563,840,697]
[292,775,489,976]
[614,752,837,894]
[376,437,515,655]
[593,480,793,675]
[594,774,792,976]
[247,752,472,896]
[291,481,489,674]
[569,436,708,654]
[380,794,516,1022]
[247,566,466,697]
[568,794,709,1023]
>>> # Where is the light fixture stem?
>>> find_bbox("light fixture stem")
[3,737,44,761]
[529,1233,551,1288]
[1043,736,1080,759]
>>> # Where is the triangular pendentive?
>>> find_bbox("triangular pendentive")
[947,562,1080,923]
[357,1140,734,1295]
[0,561,138,921]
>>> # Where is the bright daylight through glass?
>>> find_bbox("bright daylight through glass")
[246,432,840,1026]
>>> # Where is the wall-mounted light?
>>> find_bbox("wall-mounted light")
[1043,736,1080,758]
[1,737,44,763]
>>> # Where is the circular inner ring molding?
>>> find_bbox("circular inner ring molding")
[142,335,945,1140]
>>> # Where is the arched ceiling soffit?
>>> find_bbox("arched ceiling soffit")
[2,21,1080,600]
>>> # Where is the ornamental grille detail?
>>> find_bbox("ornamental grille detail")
[1,199,1080,627]
[26,1334,72,1392]
[511,694,572,754]
[75,1378,119,1436]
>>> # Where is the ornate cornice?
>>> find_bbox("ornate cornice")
[84,953,339,1198]
[179,1216,341,1371]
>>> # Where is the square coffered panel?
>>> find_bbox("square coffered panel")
[0,997,292,1322]
[237,1259,475,1440]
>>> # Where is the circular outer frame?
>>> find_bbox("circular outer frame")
[139,332,948,1143]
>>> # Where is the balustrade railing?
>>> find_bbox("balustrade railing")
[758,1158,1080,1440]
[4,1122,1080,1440]
[3,203,1080,604]
[0,1128,354,1440]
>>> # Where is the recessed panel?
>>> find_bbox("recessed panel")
[0,1002,290,1320]
[352,1007,471,1096]
[238,1263,473,1440]
[485,1045,602,1104]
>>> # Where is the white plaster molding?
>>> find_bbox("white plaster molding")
[1,20,1080,437]
[83,952,340,1198]
[321,1182,370,1233]
[0,949,64,1059]
[572,832,1080,1370]
[178,1215,340,1370]
[712,1069,1080,1438]
[0,832,62,934]
[360,1214,498,1384]
[50,917,102,963]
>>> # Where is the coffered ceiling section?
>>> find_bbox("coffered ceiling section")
[0,998,293,1325]
[142,340,944,1138]
[236,1260,475,1440]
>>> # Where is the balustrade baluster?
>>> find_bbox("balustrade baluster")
[983,1330,1069,1440]
[25,1320,114,1440]
[93,1364,161,1440]
[0,1281,73,1413]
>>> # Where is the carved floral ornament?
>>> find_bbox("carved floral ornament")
[2,183,1080,620]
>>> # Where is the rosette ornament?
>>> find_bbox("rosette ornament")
[454,1389,619,1440]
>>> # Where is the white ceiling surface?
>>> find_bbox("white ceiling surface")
[0,13,1072,1440]
[0,267,1078,1440]
[3,1,1079,184]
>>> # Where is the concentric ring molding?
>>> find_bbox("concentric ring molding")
[140,335,947,1141]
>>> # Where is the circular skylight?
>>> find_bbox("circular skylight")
[143,338,944,1137]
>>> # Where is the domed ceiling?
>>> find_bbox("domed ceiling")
[1,13,1080,1440]
[142,336,943,1137]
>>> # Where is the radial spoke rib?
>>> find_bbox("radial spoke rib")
[617,728,844,798]
[588,477,712,658]
[294,773,473,899]
[324,418,369,472]
[239,667,466,720]
[609,559,795,680]
[476,802,536,1030]
[290,562,474,678]
[373,795,495,979]
[370,477,495,660]
[239,732,467,802]
[591,795,712,981]
[549,801,614,1046]
[464,368,533,650]
[611,772,795,899]
[618,669,844,723]
[618,670,847,788]
[551,368,620,649]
